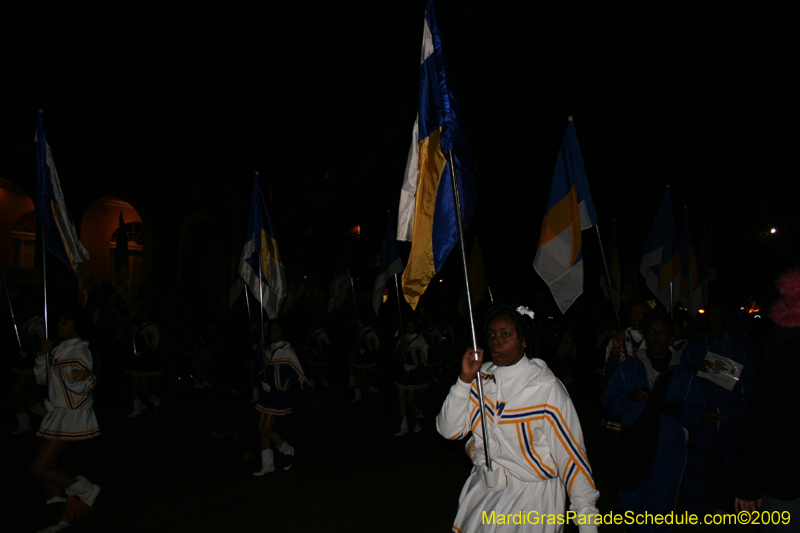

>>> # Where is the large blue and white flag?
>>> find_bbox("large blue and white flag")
[397,0,476,310]
[329,235,352,313]
[533,118,597,314]
[640,186,680,310]
[373,211,404,315]
[238,174,287,320]
[35,111,90,275]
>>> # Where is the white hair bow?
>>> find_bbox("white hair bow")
[516,306,534,320]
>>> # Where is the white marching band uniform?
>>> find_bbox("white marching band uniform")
[34,338,100,441]
[437,357,599,533]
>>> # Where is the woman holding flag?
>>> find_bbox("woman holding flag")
[31,308,101,532]
[436,304,600,532]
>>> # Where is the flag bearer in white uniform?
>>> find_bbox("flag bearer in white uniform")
[31,310,101,532]
[437,304,599,533]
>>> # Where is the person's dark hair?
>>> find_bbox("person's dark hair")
[625,296,650,316]
[269,319,292,342]
[60,306,92,340]
[404,313,421,331]
[640,312,672,337]
[483,304,538,359]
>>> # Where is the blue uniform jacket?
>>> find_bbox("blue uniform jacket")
[602,353,705,448]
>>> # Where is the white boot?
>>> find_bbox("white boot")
[10,412,31,434]
[368,385,378,394]
[279,441,295,471]
[37,497,69,533]
[249,388,259,403]
[394,417,409,437]
[149,394,161,407]
[348,374,355,388]
[414,414,424,433]
[65,475,101,508]
[30,402,48,417]
[351,387,362,403]
[253,449,275,476]
[126,399,145,418]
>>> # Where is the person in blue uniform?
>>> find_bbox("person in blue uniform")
[602,299,649,431]
[253,321,320,476]
[681,305,756,516]
[602,314,705,532]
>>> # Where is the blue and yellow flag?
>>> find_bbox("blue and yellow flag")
[640,186,680,310]
[679,207,702,317]
[533,118,597,314]
[397,0,476,310]
[35,111,90,276]
[238,173,286,320]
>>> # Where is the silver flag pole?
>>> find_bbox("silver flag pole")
[448,150,492,471]
[0,260,22,349]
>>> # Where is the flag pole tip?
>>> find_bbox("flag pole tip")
[567,116,574,121]
[255,171,259,175]
[38,109,44,114]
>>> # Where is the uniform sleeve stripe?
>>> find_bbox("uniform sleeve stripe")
[470,388,495,410]
[524,422,557,477]
[57,368,76,408]
[515,423,550,479]
[469,396,495,420]
[502,404,594,485]
[447,429,465,440]
[469,402,494,432]
[567,466,579,494]
[543,415,595,488]
[564,460,576,487]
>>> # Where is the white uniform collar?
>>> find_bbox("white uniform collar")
[493,354,531,380]
[628,328,644,342]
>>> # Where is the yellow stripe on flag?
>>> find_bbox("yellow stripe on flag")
[537,185,582,268]
[260,232,282,284]
[659,252,681,290]
[401,127,447,309]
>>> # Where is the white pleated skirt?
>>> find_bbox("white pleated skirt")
[37,407,100,441]
[452,468,567,533]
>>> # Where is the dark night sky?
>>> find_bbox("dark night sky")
[1,2,797,311]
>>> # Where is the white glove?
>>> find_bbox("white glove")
[483,465,507,492]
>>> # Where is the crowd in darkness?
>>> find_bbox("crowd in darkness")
[3,265,799,532]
